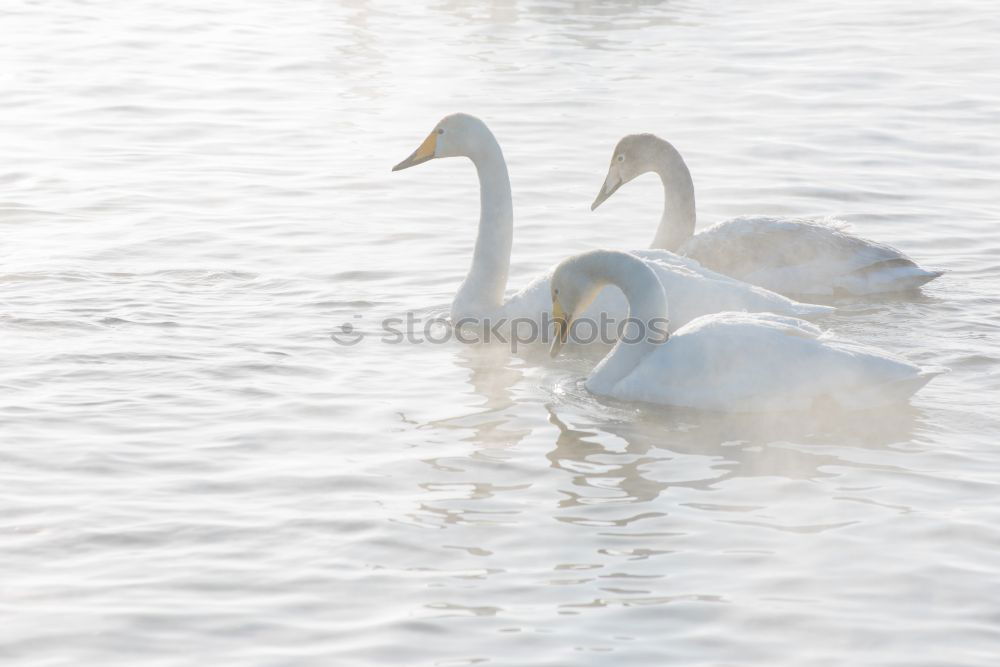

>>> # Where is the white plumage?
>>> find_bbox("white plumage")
[682,216,943,297]
[508,248,832,327]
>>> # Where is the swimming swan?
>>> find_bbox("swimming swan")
[549,249,942,411]
[392,113,832,331]
[591,134,943,297]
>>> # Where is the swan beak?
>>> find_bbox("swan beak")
[392,131,438,171]
[550,300,570,358]
[590,176,622,210]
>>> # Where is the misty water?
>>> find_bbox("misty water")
[2,0,1000,665]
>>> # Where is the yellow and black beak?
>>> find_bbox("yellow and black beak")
[590,175,622,211]
[392,130,438,171]
[549,299,571,358]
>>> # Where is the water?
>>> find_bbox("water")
[2,0,1000,664]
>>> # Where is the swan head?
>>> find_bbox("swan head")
[392,113,494,171]
[591,133,664,210]
[548,254,606,358]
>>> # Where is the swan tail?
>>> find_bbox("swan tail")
[885,367,947,400]
[876,265,943,292]
[839,260,944,295]
[907,269,945,288]
[832,367,946,409]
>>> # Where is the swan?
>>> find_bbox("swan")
[591,134,943,297]
[549,249,943,411]
[392,113,832,333]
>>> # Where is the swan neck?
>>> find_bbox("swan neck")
[452,134,513,320]
[585,254,668,394]
[648,141,696,252]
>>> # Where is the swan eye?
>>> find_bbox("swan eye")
[437,128,445,135]
[616,154,624,162]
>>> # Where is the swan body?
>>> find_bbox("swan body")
[393,114,832,334]
[507,248,832,328]
[591,134,942,297]
[549,250,942,411]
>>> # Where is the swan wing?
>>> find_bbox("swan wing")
[633,249,835,324]
[610,312,939,411]
[683,216,942,296]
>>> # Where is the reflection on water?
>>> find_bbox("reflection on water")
[544,401,923,505]
[423,344,531,447]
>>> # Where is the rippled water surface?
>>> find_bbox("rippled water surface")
[3,0,1000,664]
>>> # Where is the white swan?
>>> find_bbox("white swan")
[549,249,943,411]
[392,113,832,331]
[591,134,943,297]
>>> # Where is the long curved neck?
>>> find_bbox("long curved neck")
[451,133,513,321]
[583,253,669,394]
[646,140,696,252]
